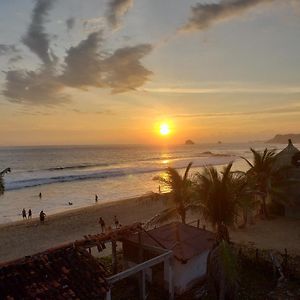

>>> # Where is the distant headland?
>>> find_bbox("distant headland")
[267,134,300,144]
[185,139,195,145]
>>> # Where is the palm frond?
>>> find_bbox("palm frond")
[183,162,193,182]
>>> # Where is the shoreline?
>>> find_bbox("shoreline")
[0,193,299,263]
[0,195,144,229]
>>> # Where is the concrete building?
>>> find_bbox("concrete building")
[122,222,215,295]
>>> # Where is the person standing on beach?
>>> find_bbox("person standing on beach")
[39,210,46,224]
[114,215,119,229]
[95,194,98,203]
[99,217,105,233]
[22,208,27,219]
[28,209,32,219]
[39,192,42,199]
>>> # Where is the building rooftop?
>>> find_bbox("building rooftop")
[273,139,300,170]
[0,245,109,300]
[123,222,215,263]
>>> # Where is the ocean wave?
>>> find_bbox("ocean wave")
[47,163,109,171]
[26,163,110,172]
[6,156,236,191]
[24,152,235,173]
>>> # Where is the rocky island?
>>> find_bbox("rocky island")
[185,139,195,145]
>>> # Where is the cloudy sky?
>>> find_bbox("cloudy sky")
[0,0,300,145]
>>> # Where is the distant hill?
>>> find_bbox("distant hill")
[268,134,300,144]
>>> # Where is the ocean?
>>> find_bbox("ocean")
[0,143,288,224]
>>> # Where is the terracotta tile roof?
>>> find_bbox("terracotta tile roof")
[123,222,215,262]
[0,246,109,300]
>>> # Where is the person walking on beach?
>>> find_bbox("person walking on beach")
[22,208,27,219]
[99,217,105,233]
[95,194,98,203]
[39,192,42,199]
[39,210,46,224]
[28,209,32,219]
[114,215,119,229]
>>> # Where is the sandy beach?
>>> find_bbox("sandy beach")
[0,195,299,263]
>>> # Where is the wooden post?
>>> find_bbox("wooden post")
[138,232,145,300]
[138,232,143,262]
[197,219,200,228]
[140,269,146,300]
[112,240,117,274]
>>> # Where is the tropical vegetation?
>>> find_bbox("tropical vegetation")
[192,163,236,241]
[149,147,290,231]
[149,162,194,225]
[0,168,11,196]
[241,148,281,218]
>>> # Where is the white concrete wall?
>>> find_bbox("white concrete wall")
[125,251,209,295]
[172,251,209,294]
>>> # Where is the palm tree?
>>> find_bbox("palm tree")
[193,163,237,242]
[194,164,241,297]
[241,148,277,218]
[149,162,194,225]
[229,171,260,228]
[0,168,11,196]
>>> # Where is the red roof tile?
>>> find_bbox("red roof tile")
[0,246,109,300]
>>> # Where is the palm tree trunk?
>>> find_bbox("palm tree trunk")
[261,195,268,219]
[242,208,248,228]
[181,212,186,224]
[216,223,230,242]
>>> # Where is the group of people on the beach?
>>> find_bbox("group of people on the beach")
[22,208,46,224]
[98,215,119,233]
[20,192,46,224]
[20,192,100,224]
[22,208,32,219]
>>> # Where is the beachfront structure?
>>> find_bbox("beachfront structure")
[0,222,214,299]
[122,222,215,295]
[273,139,300,218]
[0,245,109,299]
[0,223,175,300]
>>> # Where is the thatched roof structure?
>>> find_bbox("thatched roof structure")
[273,139,300,171]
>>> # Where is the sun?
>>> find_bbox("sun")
[159,123,170,136]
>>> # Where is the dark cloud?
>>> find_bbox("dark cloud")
[61,31,152,92]
[181,0,274,32]
[61,31,104,88]
[3,67,68,106]
[106,0,133,30]
[0,44,19,56]
[3,0,153,105]
[66,17,75,31]
[103,44,153,93]
[22,0,57,65]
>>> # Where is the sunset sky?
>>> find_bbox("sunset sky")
[0,0,300,146]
